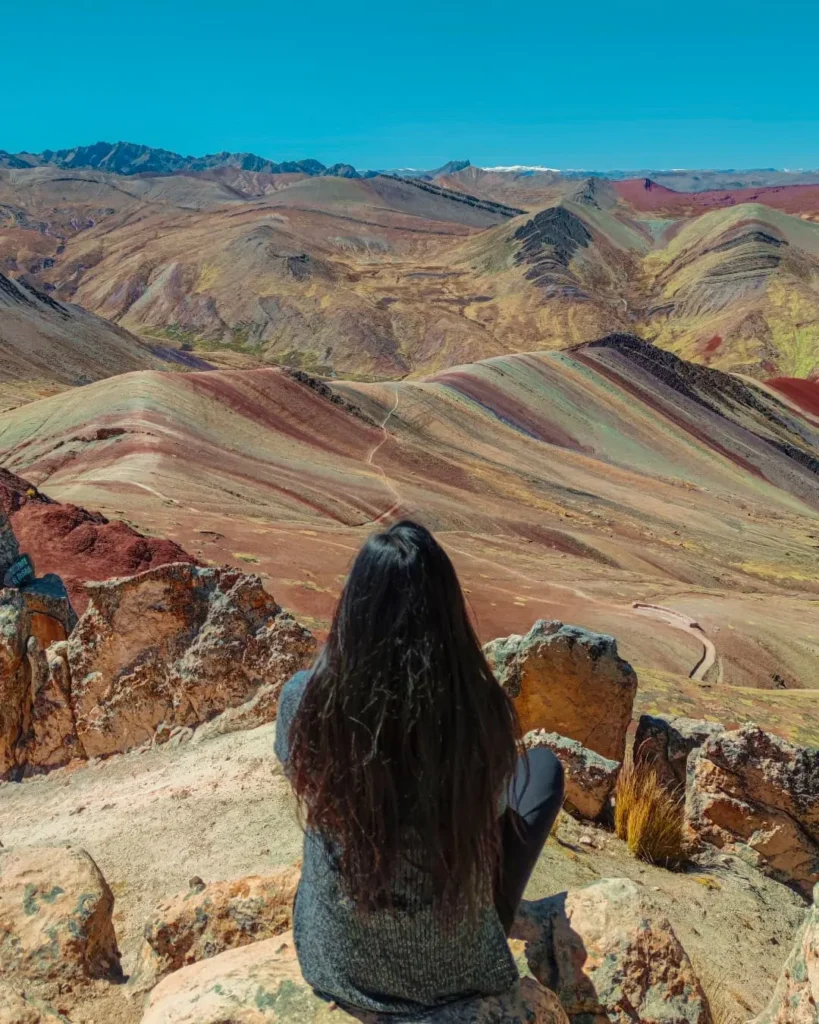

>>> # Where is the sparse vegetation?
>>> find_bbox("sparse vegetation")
[614,760,687,867]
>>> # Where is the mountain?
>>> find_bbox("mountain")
[4,158,819,380]
[0,141,358,178]
[1,334,816,693]
[0,271,209,411]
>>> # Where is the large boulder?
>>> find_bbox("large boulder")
[485,621,637,762]
[192,681,281,744]
[0,846,121,987]
[685,724,819,898]
[634,715,724,794]
[750,883,819,1023]
[514,877,712,1024]
[524,729,620,821]
[0,590,31,778]
[67,563,316,757]
[0,510,19,578]
[141,932,569,1024]
[129,866,301,996]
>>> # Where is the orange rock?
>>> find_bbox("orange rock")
[128,865,301,996]
[751,883,819,1023]
[485,621,637,762]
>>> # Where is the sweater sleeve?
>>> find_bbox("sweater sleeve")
[274,670,311,770]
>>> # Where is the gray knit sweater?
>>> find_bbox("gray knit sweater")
[274,670,518,1013]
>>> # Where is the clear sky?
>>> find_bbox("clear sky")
[5,0,819,170]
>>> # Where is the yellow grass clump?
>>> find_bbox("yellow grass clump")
[614,760,686,867]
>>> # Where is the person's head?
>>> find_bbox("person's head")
[287,519,519,916]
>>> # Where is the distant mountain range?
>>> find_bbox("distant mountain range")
[3,142,819,191]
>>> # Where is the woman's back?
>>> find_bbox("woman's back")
[275,671,517,1013]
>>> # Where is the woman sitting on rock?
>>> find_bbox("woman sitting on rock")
[275,520,564,1013]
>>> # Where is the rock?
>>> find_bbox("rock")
[0,846,121,987]
[0,985,67,1023]
[0,590,30,778]
[514,877,712,1024]
[19,574,77,646]
[485,621,637,762]
[635,714,724,794]
[685,724,819,898]
[750,882,818,1023]
[192,682,280,743]
[523,729,620,820]
[2,466,197,615]
[141,932,569,1024]
[128,866,301,996]
[0,509,19,578]
[24,640,83,773]
[67,563,316,758]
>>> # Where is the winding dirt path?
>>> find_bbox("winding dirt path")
[364,389,402,526]
[631,602,718,681]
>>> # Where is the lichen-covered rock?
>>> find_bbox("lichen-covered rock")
[67,563,316,757]
[192,682,281,744]
[141,932,569,1024]
[0,985,68,1024]
[23,640,83,774]
[685,724,819,898]
[0,511,20,578]
[0,590,30,779]
[514,877,712,1024]
[128,866,301,996]
[0,846,121,986]
[485,621,637,762]
[524,730,620,821]
[750,883,818,1023]
[635,715,724,794]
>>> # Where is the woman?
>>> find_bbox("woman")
[275,520,564,1012]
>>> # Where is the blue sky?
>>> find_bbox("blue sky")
[5,0,819,170]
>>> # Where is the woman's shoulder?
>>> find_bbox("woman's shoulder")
[274,669,312,767]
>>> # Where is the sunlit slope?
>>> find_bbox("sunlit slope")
[2,336,817,688]
[642,204,819,377]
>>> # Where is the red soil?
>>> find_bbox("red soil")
[766,377,819,417]
[704,335,723,355]
[1,468,197,613]
[615,179,819,216]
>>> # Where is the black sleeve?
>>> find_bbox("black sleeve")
[274,670,311,769]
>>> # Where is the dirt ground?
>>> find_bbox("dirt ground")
[0,721,807,1024]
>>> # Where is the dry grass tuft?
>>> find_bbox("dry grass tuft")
[614,760,686,867]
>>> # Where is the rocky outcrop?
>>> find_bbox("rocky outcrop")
[2,467,197,615]
[192,681,282,744]
[524,729,620,821]
[67,562,316,758]
[0,846,121,987]
[129,866,301,996]
[514,877,712,1024]
[140,932,569,1024]
[485,621,637,762]
[686,724,819,898]
[635,714,725,794]
[0,987,67,1024]
[750,883,818,1023]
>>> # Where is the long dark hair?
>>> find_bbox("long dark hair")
[287,520,520,917]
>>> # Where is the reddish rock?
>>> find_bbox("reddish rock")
[485,621,637,762]
[635,714,725,795]
[128,865,301,996]
[751,883,819,1023]
[523,729,620,821]
[67,562,316,758]
[685,724,819,898]
[1,467,197,614]
[514,877,712,1024]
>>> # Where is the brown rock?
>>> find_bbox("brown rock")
[0,985,67,1024]
[0,509,19,578]
[0,590,30,778]
[514,877,712,1024]
[0,846,121,987]
[523,729,620,821]
[634,714,724,794]
[24,640,83,773]
[128,865,300,996]
[685,724,819,898]
[485,621,637,762]
[141,932,569,1024]
[192,682,281,743]
[67,563,316,757]
[750,882,818,1023]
